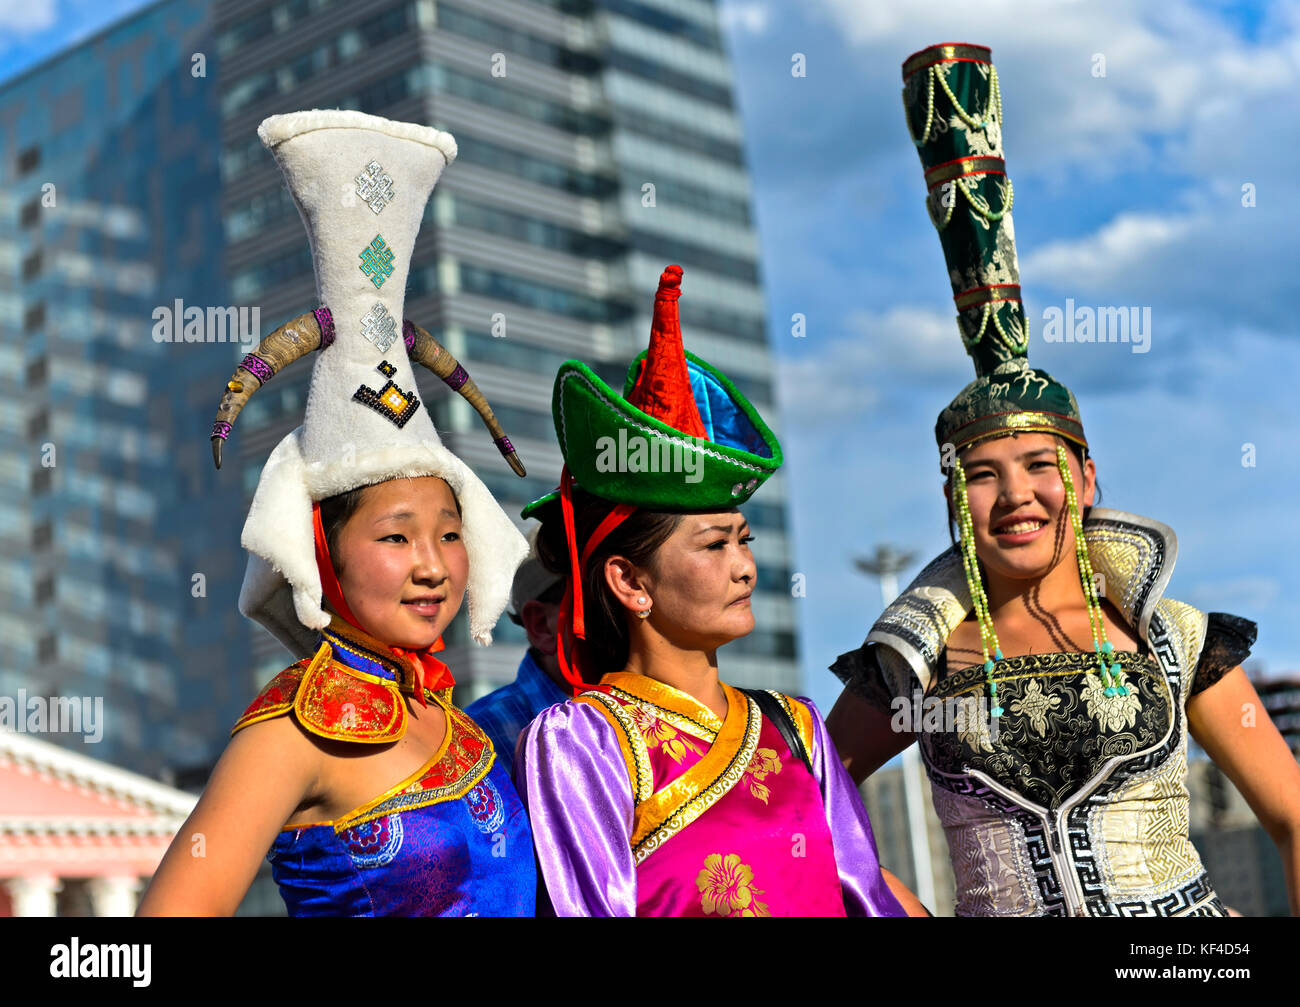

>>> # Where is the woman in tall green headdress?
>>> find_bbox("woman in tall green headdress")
[827,43,1300,917]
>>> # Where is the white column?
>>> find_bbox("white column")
[88,875,141,917]
[4,874,62,917]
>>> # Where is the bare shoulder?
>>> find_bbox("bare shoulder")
[213,710,323,798]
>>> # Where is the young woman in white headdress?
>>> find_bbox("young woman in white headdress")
[137,110,532,916]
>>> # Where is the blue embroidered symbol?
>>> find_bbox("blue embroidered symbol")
[360,301,398,352]
[343,813,404,868]
[355,160,395,214]
[358,235,395,289]
[465,777,506,834]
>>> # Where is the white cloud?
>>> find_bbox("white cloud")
[1021,210,1203,289]
[720,1,771,35]
[0,0,57,32]
[774,304,969,424]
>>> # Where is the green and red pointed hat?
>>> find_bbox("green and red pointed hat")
[522,264,783,691]
[521,264,783,521]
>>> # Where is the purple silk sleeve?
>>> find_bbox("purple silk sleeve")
[514,701,638,917]
[803,697,907,917]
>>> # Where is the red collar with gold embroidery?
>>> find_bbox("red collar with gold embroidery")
[231,618,455,743]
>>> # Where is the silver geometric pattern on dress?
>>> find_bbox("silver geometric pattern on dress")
[355,159,395,215]
[360,302,398,352]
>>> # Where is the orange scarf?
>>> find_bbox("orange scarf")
[311,501,454,703]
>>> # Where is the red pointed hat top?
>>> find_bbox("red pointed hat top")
[625,265,709,440]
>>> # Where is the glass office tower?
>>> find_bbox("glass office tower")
[0,0,229,779]
[217,0,800,697]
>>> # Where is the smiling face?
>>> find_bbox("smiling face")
[332,476,468,650]
[607,510,756,652]
[949,432,1096,586]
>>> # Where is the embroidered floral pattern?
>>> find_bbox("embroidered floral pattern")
[922,651,1169,811]
[697,853,770,917]
[342,813,404,868]
[629,703,704,764]
[1009,677,1061,737]
[464,777,505,834]
[742,747,782,804]
[1081,671,1143,732]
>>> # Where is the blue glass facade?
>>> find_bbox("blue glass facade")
[0,0,237,778]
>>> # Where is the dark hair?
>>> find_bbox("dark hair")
[318,477,462,576]
[536,486,682,679]
[945,436,1100,546]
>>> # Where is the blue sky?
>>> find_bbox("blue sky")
[3,0,1296,719]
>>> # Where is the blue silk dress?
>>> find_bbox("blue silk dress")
[232,619,535,916]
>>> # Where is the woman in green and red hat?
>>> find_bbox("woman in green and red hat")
[512,265,912,917]
[827,43,1300,917]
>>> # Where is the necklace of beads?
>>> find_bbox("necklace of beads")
[951,443,1127,717]
[1057,443,1127,695]
[952,456,1005,716]
[908,62,1003,147]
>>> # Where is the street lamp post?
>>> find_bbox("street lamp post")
[852,544,937,912]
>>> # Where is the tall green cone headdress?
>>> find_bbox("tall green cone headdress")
[903,43,1127,711]
[521,264,783,692]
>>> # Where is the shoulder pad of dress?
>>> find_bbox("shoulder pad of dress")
[1150,596,1209,679]
[230,642,409,743]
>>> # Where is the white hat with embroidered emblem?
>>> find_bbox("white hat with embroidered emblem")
[210,109,528,656]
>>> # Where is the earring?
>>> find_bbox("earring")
[636,596,651,619]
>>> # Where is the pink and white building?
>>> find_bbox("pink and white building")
[0,729,195,916]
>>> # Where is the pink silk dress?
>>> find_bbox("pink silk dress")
[515,672,904,917]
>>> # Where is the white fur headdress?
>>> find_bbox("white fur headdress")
[215,109,528,657]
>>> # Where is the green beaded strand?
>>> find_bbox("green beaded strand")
[1056,444,1128,697]
[953,457,1004,717]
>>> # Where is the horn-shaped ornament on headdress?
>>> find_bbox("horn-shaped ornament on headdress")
[211,309,525,476]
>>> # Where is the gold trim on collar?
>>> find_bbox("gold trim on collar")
[323,617,442,701]
[600,671,725,736]
[631,682,761,865]
[575,691,654,804]
[771,691,815,758]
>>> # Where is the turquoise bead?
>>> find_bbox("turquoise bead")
[1102,641,1114,654]
[984,660,995,674]
[1118,686,1130,696]
[1104,687,1116,697]
[994,648,1004,660]
[991,706,1003,718]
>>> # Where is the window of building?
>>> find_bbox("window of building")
[16,146,40,175]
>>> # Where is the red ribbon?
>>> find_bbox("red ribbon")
[555,467,636,696]
[311,501,453,703]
